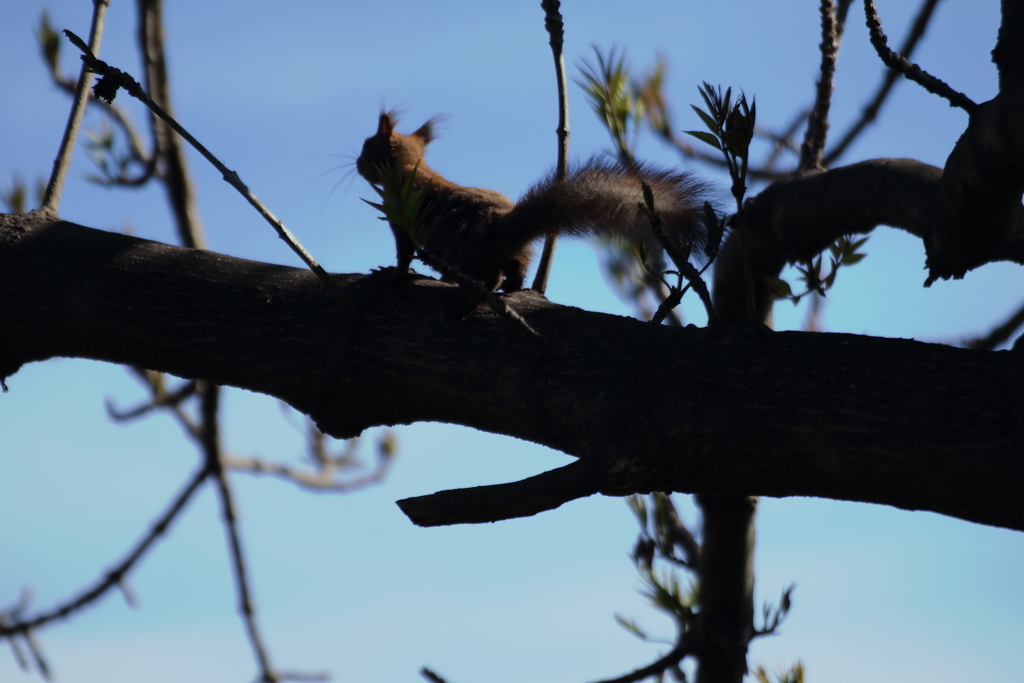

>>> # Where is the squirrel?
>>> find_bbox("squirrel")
[356,111,713,293]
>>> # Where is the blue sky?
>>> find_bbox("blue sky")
[2,1,1022,682]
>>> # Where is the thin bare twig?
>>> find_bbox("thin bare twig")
[760,109,809,173]
[420,667,450,683]
[198,384,275,683]
[106,376,197,421]
[800,0,840,171]
[61,29,352,309]
[23,629,51,681]
[137,0,202,246]
[275,672,331,682]
[199,384,328,683]
[825,0,941,164]
[0,465,208,638]
[588,637,691,683]
[223,454,391,493]
[640,182,716,326]
[532,0,571,294]
[41,0,110,210]
[4,624,29,670]
[863,0,977,112]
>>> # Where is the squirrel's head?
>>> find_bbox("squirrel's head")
[356,111,437,184]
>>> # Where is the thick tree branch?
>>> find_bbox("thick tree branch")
[713,156,1024,316]
[2,212,1022,532]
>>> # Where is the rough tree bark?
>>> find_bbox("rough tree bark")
[2,209,1022,534]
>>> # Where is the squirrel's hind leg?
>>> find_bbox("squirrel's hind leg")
[497,252,531,293]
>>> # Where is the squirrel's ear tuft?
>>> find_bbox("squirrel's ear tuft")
[413,119,437,145]
[377,111,396,136]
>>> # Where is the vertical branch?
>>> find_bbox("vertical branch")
[137,0,205,248]
[799,0,839,171]
[40,0,110,211]
[693,495,758,683]
[531,0,570,294]
[136,7,305,679]
[200,382,278,683]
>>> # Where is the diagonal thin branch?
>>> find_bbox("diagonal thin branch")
[41,0,110,210]
[223,454,391,493]
[199,383,277,683]
[863,0,977,112]
[0,464,208,638]
[107,376,197,421]
[825,0,941,164]
[588,636,691,683]
[61,29,352,310]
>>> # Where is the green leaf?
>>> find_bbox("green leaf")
[690,105,720,135]
[684,130,721,150]
[765,277,794,299]
[698,82,718,117]
[614,614,649,641]
[848,236,870,252]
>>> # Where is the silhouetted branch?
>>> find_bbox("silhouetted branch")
[0,464,208,638]
[863,0,976,112]
[224,453,391,493]
[41,0,109,210]
[4,217,1024,531]
[106,374,197,421]
[420,667,450,683]
[800,0,839,171]
[759,109,807,174]
[532,0,570,294]
[825,0,941,164]
[61,28,351,308]
[589,637,691,683]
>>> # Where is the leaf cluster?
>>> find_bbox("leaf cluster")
[752,662,805,683]
[617,495,700,644]
[766,234,869,303]
[578,46,646,162]
[686,82,756,207]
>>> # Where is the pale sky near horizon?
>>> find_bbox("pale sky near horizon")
[2,2,1022,682]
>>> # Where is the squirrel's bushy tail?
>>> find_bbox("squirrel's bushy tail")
[494,158,712,261]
